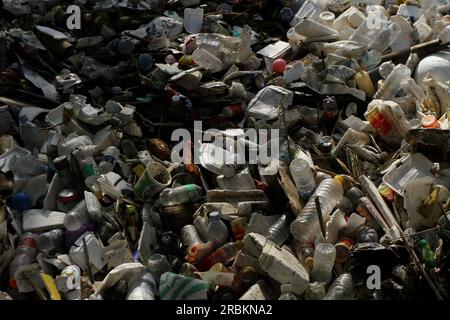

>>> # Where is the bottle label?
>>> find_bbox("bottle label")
[82,164,98,178]
[20,237,38,249]
[102,154,115,164]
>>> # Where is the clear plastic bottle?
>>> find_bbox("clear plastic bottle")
[267,214,292,246]
[9,233,38,288]
[126,271,156,300]
[64,200,90,231]
[290,158,316,199]
[37,229,65,253]
[207,211,229,248]
[98,146,120,174]
[159,184,203,206]
[310,243,336,284]
[323,273,355,300]
[279,284,298,300]
[373,64,411,100]
[290,178,343,243]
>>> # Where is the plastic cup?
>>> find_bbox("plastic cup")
[134,162,172,200]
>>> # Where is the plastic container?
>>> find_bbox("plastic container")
[290,158,316,198]
[279,284,298,300]
[98,146,120,174]
[323,273,354,300]
[64,200,90,231]
[310,243,336,284]
[159,184,202,206]
[9,233,38,288]
[291,178,343,243]
[207,211,229,248]
[134,162,172,200]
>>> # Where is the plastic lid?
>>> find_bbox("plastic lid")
[209,211,220,221]
[221,164,235,178]
[304,256,314,269]
[12,193,32,213]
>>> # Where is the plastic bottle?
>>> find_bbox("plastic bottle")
[289,158,316,199]
[291,178,343,243]
[37,229,65,253]
[207,211,229,248]
[267,214,292,246]
[64,200,90,231]
[159,184,203,206]
[323,273,354,300]
[211,241,242,265]
[74,147,101,197]
[355,71,375,97]
[53,155,75,187]
[98,146,120,174]
[373,64,411,100]
[9,233,38,288]
[310,243,336,283]
[295,241,315,269]
[279,284,298,300]
[126,271,156,300]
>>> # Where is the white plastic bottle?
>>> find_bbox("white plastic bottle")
[310,243,336,284]
[278,284,298,300]
[64,200,89,231]
[159,184,203,206]
[290,178,343,243]
[98,146,120,174]
[207,211,229,248]
[126,271,156,300]
[290,158,316,199]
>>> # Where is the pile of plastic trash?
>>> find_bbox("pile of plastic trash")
[0,0,449,300]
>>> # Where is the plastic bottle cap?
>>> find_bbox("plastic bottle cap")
[272,59,287,73]
[11,193,32,213]
[304,256,314,269]
[209,211,220,221]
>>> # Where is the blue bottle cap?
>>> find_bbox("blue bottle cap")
[11,192,32,213]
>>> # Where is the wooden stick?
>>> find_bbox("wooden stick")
[315,197,326,238]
